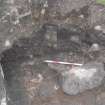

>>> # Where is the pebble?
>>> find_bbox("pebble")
[4,40,11,47]
[89,43,100,52]
[94,25,102,31]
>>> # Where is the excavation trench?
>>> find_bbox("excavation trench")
[0,24,105,105]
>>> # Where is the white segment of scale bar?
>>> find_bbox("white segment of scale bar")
[44,60,83,66]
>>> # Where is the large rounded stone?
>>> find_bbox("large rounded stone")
[60,62,105,95]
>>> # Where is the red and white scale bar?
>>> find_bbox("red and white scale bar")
[44,60,83,66]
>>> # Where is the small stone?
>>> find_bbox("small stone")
[13,20,20,25]
[4,40,11,47]
[38,74,43,82]
[41,9,46,15]
[54,85,59,90]
[94,25,102,31]
[43,1,48,7]
[89,43,100,52]
[70,35,80,44]
[79,14,84,18]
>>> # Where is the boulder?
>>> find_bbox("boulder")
[60,62,105,95]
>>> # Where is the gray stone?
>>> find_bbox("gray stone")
[60,62,105,95]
